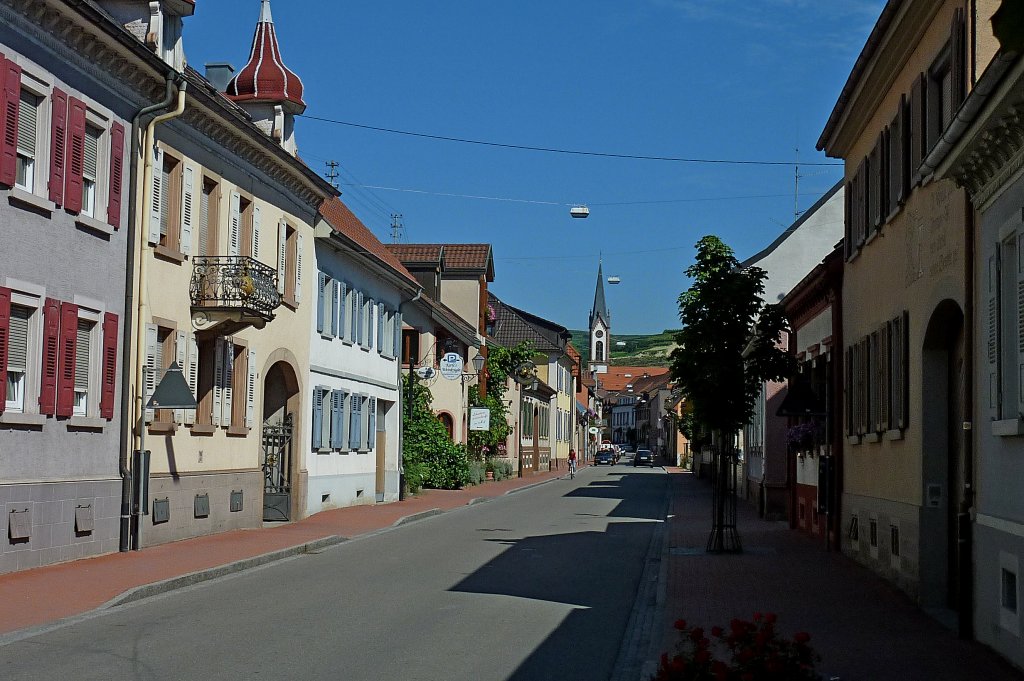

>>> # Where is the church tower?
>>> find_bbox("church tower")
[589,261,611,369]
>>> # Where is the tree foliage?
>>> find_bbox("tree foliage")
[468,341,534,460]
[402,374,469,491]
[670,235,794,436]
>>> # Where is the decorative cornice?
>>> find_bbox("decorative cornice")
[951,96,1024,208]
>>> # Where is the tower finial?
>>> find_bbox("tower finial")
[260,0,273,23]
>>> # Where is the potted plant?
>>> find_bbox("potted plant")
[484,457,495,481]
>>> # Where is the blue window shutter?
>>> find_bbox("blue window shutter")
[394,312,402,358]
[311,387,324,449]
[377,304,385,353]
[342,280,350,337]
[349,394,361,449]
[367,397,377,449]
[330,390,345,448]
[329,279,339,337]
[316,272,326,334]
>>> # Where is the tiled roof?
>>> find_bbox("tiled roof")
[386,244,445,266]
[389,243,494,280]
[226,0,305,113]
[488,293,568,353]
[595,366,670,394]
[318,197,418,285]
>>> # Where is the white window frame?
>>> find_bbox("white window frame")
[5,286,43,415]
[72,308,101,417]
[81,121,104,219]
[15,88,42,194]
[13,67,51,198]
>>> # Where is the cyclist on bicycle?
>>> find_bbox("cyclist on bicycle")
[568,449,578,478]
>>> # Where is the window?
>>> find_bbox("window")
[349,393,363,450]
[194,336,216,426]
[595,340,603,362]
[82,124,102,217]
[145,325,174,424]
[277,221,302,304]
[156,153,182,251]
[869,516,879,559]
[15,90,39,192]
[367,300,375,350]
[846,314,907,437]
[198,178,219,257]
[890,523,901,567]
[5,304,31,412]
[1001,553,1020,635]
[402,329,420,366]
[1003,569,1018,614]
[73,319,94,416]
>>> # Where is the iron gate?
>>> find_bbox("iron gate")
[262,413,293,521]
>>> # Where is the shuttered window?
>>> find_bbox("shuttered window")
[74,320,92,415]
[199,179,210,256]
[15,90,38,192]
[6,305,29,411]
[82,124,101,218]
[160,164,171,238]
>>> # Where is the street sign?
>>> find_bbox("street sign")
[470,407,491,431]
[439,352,464,380]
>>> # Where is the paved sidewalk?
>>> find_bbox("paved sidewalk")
[652,469,1024,681]
[0,467,571,639]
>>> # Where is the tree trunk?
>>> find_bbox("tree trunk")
[707,432,742,553]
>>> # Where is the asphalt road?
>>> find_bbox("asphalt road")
[0,463,669,681]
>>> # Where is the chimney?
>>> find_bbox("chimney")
[205,63,235,92]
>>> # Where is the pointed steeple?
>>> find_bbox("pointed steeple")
[226,0,306,114]
[590,260,610,328]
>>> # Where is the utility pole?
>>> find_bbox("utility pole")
[390,213,404,244]
[325,160,340,189]
[794,147,802,220]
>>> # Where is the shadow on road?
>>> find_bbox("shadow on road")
[450,471,667,681]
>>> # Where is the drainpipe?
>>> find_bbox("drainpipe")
[128,78,187,551]
[397,289,423,500]
[960,190,976,640]
[118,76,179,553]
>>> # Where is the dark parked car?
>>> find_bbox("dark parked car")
[634,449,655,467]
[595,450,614,465]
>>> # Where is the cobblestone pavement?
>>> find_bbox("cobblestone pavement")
[0,468,570,638]
[651,469,1024,681]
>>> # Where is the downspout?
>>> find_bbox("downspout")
[129,78,187,550]
[118,76,178,553]
[960,189,976,640]
[397,288,423,500]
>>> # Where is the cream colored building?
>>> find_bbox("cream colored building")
[128,1,337,543]
[818,0,999,620]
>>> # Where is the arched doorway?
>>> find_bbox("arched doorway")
[438,412,455,441]
[262,360,300,521]
[920,300,965,615]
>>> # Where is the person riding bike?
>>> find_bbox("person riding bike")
[568,449,578,479]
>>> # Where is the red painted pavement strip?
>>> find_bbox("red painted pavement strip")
[0,467,572,636]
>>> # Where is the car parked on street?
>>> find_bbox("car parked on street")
[634,449,655,467]
[595,450,614,465]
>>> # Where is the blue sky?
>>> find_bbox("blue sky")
[183,0,885,334]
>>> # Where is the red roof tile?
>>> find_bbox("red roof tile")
[389,243,494,280]
[319,197,418,286]
[386,244,444,265]
[595,366,670,393]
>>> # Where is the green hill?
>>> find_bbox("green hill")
[569,329,679,368]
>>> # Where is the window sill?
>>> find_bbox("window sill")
[342,340,354,347]
[884,429,904,441]
[885,204,903,224]
[862,433,881,444]
[320,333,335,341]
[846,435,861,446]
[148,421,177,435]
[8,188,55,215]
[992,418,1024,437]
[0,412,47,427]
[316,447,332,455]
[154,245,187,264]
[189,423,216,436]
[226,425,250,437]
[864,230,879,247]
[75,214,114,237]
[66,416,106,431]
[360,346,371,353]
[282,296,298,311]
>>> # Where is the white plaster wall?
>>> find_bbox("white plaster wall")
[796,308,833,355]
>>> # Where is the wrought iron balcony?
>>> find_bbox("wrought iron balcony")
[190,256,281,331]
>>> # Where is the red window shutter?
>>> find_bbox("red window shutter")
[48,88,68,205]
[38,297,60,415]
[55,302,78,417]
[107,122,125,229]
[64,97,86,214]
[99,312,118,419]
[0,287,9,410]
[0,55,22,187]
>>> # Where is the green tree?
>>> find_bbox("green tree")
[670,235,793,552]
[468,341,533,460]
[402,374,469,491]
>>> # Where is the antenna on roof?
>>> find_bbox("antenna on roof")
[390,213,404,244]
[325,160,339,189]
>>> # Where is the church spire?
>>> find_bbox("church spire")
[590,260,610,328]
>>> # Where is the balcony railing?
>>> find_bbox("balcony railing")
[190,256,281,323]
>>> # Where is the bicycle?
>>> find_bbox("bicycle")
[568,458,577,479]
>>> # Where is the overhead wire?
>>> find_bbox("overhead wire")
[298,114,844,166]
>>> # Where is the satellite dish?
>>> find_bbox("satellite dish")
[607,276,621,284]
[415,366,436,380]
[570,205,590,219]
[512,360,537,386]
